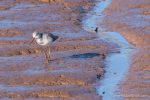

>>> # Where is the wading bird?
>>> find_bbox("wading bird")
[30,31,59,64]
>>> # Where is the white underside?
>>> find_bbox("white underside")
[35,35,53,46]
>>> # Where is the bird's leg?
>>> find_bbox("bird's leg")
[47,46,51,60]
[45,48,49,64]
[44,50,49,64]
[43,48,48,59]
[41,47,48,64]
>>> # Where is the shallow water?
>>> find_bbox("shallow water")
[0,84,32,92]
[0,36,27,41]
[0,19,39,28]
[82,0,134,99]
[70,53,100,58]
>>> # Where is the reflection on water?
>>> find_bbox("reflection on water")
[82,0,134,100]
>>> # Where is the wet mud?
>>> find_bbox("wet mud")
[103,0,150,99]
[0,0,113,99]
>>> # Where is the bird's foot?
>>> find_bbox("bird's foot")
[44,60,49,65]
[48,57,55,61]
[47,56,52,61]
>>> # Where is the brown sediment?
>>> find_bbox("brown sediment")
[0,0,115,99]
[103,0,150,99]
[103,0,150,47]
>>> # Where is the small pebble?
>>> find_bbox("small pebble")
[95,27,98,33]
[59,74,64,78]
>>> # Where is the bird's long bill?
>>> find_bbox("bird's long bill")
[29,38,35,45]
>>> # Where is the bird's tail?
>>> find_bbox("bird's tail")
[53,35,59,41]
[49,33,59,41]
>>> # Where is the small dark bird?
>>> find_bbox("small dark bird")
[30,31,59,64]
[97,74,102,80]
[95,27,98,33]
[102,91,105,94]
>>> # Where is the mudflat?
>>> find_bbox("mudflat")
[104,0,150,99]
[0,0,149,99]
[0,0,114,99]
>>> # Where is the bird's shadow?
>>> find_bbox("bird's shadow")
[70,53,101,58]
[48,53,105,63]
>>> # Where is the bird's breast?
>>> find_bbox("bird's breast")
[35,38,52,46]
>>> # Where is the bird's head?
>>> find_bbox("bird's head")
[32,31,38,38]
[30,31,38,45]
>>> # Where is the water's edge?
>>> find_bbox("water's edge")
[82,0,134,99]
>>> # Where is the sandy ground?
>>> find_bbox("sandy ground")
[0,0,118,99]
[103,0,150,99]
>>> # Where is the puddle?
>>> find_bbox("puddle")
[52,69,80,74]
[0,36,27,41]
[0,84,32,92]
[70,53,100,58]
[23,69,45,75]
[10,2,37,10]
[82,0,134,99]
[0,20,25,28]
[0,19,39,28]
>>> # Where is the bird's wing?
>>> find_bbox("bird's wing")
[48,33,59,42]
